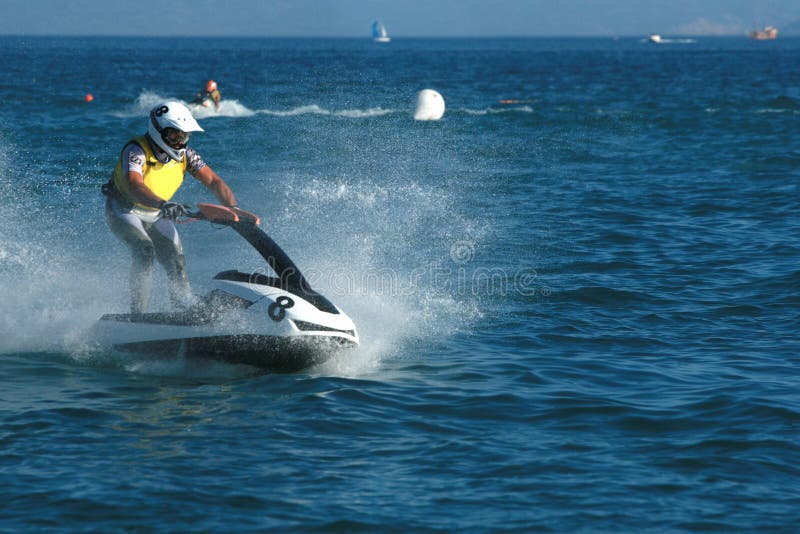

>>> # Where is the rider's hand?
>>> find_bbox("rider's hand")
[159,201,191,220]
[230,206,260,225]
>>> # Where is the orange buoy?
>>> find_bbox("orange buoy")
[84,93,94,102]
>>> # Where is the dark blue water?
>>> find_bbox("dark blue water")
[1,36,798,531]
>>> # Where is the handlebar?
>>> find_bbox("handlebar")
[186,204,261,226]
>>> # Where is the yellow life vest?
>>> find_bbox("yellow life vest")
[112,135,186,210]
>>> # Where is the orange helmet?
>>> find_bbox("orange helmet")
[205,80,217,92]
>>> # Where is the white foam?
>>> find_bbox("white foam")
[0,133,133,358]
[112,91,256,119]
[258,104,330,116]
[463,106,534,115]
[109,90,166,117]
[189,99,256,118]
[265,175,485,376]
[755,108,798,115]
[333,107,395,118]
[257,105,396,118]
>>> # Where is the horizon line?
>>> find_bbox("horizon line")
[0,33,785,39]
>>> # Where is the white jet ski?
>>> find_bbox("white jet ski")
[90,204,359,372]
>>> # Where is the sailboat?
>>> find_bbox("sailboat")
[372,21,391,43]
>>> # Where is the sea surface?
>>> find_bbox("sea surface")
[0,36,798,531]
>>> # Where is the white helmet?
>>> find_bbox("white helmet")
[147,101,204,161]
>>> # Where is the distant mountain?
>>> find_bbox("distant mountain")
[781,19,800,35]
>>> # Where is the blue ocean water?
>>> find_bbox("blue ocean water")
[0,35,799,531]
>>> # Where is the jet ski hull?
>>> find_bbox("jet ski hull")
[106,333,355,373]
[92,284,358,372]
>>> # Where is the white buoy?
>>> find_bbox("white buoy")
[413,89,445,121]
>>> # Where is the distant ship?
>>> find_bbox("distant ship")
[372,21,391,43]
[647,34,662,43]
[748,26,778,40]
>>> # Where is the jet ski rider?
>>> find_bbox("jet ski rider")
[193,79,221,110]
[102,101,245,314]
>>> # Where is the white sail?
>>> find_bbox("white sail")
[372,21,390,42]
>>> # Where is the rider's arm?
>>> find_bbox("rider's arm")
[194,165,237,208]
[186,148,237,208]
